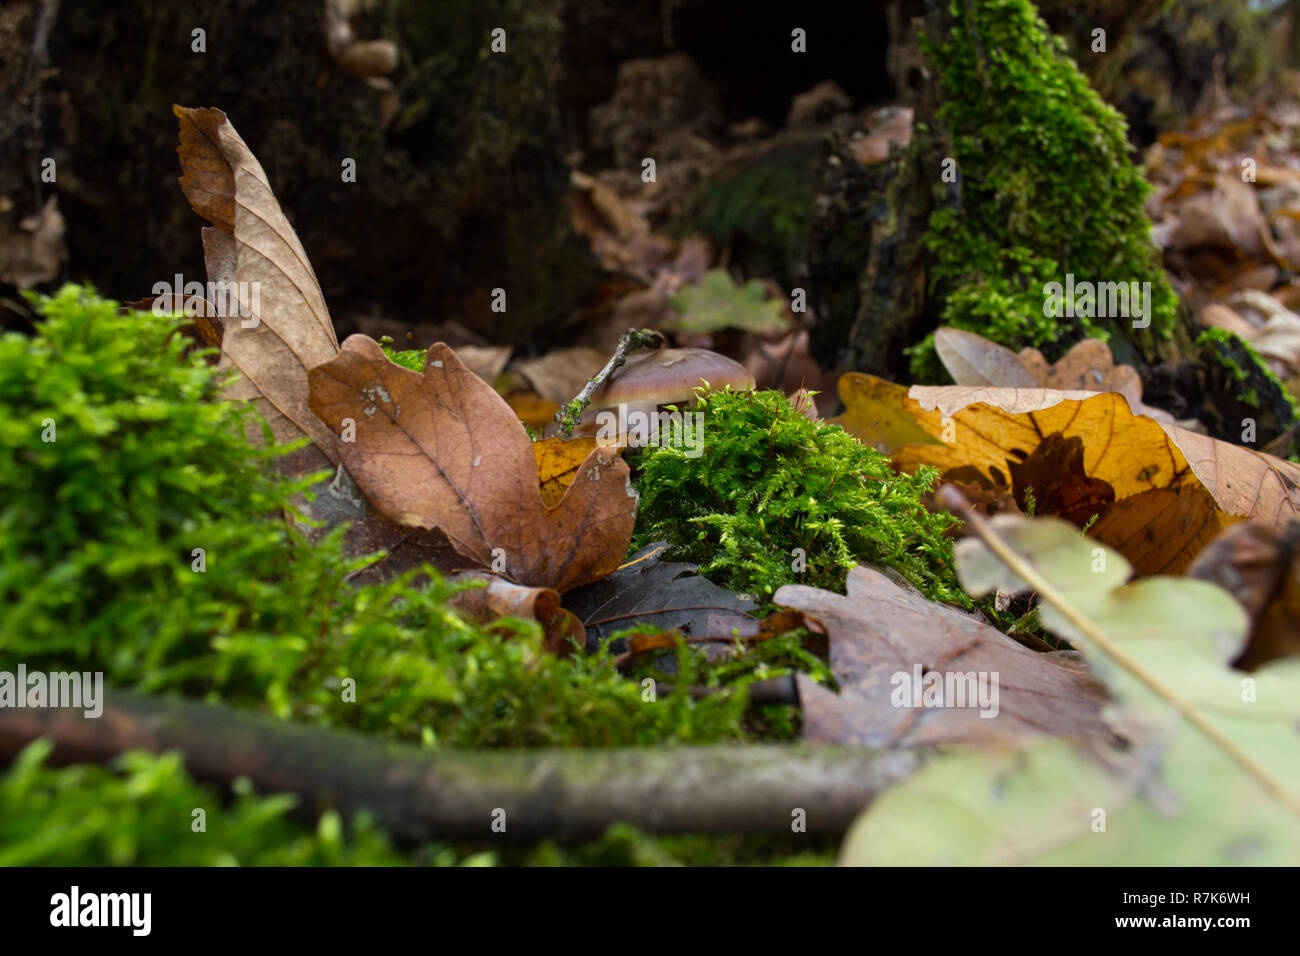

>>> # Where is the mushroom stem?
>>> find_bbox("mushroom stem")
[555,328,666,436]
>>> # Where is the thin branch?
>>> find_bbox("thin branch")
[555,328,665,436]
[0,687,919,842]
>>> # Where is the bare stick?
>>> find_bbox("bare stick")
[555,327,665,436]
[0,687,920,842]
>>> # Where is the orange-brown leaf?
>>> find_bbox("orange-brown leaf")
[307,336,637,593]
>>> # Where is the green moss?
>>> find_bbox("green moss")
[0,741,431,866]
[381,345,428,371]
[0,287,766,750]
[515,822,836,867]
[632,388,966,607]
[684,145,819,288]
[1,288,832,865]
[909,0,1178,379]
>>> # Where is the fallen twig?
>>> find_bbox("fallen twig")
[555,327,665,436]
[0,687,920,842]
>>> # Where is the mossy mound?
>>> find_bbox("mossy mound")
[632,388,965,606]
[1,288,768,749]
[1,287,839,864]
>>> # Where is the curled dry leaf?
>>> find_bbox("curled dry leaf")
[173,106,340,479]
[123,292,223,359]
[307,335,638,593]
[447,572,586,656]
[773,567,1107,748]
[934,327,1171,422]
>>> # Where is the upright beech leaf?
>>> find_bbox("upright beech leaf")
[841,506,1300,865]
[173,105,339,475]
[308,336,638,593]
[934,327,1171,421]
[933,327,1042,389]
[773,567,1106,747]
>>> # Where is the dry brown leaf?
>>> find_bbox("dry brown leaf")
[454,345,512,385]
[934,327,1169,422]
[1007,432,1116,525]
[0,196,64,289]
[516,348,610,403]
[1200,302,1258,339]
[307,336,638,593]
[173,105,339,478]
[892,386,1300,573]
[1186,521,1300,670]
[1165,173,1267,258]
[774,567,1107,747]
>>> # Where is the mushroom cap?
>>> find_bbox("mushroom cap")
[587,348,754,409]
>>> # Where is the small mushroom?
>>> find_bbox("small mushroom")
[574,348,754,440]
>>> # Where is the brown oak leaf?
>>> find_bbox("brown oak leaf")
[774,567,1107,747]
[307,336,637,593]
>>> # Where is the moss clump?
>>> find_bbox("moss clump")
[909,0,1178,379]
[632,388,965,606]
[381,345,427,371]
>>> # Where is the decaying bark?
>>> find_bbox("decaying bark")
[0,688,921,842]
